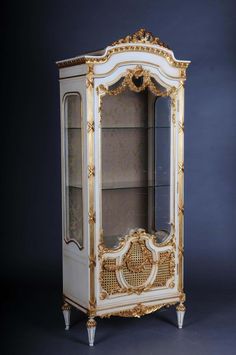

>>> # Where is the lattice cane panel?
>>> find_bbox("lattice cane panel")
[153,251,175,288]
[100,258,121,294]
[100,241,175,299]
[122,241,153,288]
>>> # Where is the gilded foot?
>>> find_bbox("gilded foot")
[176,303,186,329]
[87,317,97,346]
[62,302,71,330]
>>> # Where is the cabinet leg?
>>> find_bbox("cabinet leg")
[86,317,96,347]
[62,302,71,330]
[176,303,186,329]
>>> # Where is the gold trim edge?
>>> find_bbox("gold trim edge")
[57,45,190,70]
[63,293,186,314]
[86,63,96,317]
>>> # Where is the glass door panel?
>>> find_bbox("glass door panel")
[64,94,83,247]
[101,86,171,248]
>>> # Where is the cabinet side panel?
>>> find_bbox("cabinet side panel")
[59,76,89,309]
[63,253,88,309]
[59,64,87,78]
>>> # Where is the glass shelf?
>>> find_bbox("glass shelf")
[67,185,82,189]
[67,184,170,190]
[101,184,170,190]
[102,126,170,129]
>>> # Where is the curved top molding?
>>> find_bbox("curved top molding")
[56,29,191,70]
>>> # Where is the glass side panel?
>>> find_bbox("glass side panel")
[64,94,83,247]
[101,87,171,248]
[154,96,171,243]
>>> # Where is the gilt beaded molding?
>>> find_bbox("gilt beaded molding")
[56,28,190,73]
[57,45,189,71]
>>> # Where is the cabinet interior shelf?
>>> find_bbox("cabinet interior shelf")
[102,126,170,129]
[68,184,170,190]
[66,126,170,129]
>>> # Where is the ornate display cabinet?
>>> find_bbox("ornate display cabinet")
[56,29,190,346]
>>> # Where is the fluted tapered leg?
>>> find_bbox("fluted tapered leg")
[62,302,71,330]
[176,303,186,329]
[87,317,96,346]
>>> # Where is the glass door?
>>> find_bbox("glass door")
[100,80,171,248]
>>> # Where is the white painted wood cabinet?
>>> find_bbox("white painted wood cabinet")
[57,29,190,346]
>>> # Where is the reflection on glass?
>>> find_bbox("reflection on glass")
[64,95,83,247]
[101,86,171,248]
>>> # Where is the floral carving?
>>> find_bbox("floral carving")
[99,65,176,97]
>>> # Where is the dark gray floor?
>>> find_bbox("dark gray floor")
[3,279,236,355]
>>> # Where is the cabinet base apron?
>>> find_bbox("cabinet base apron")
[62,295,186,345]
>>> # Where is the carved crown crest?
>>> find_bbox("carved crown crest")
[111,28,170,49]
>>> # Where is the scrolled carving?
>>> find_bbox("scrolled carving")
[111,28,170,49]
[86,318,97,328]
[176,303,186,312]
[123,239,155,274]
[101,302,177,318]
[99,229,176,300]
